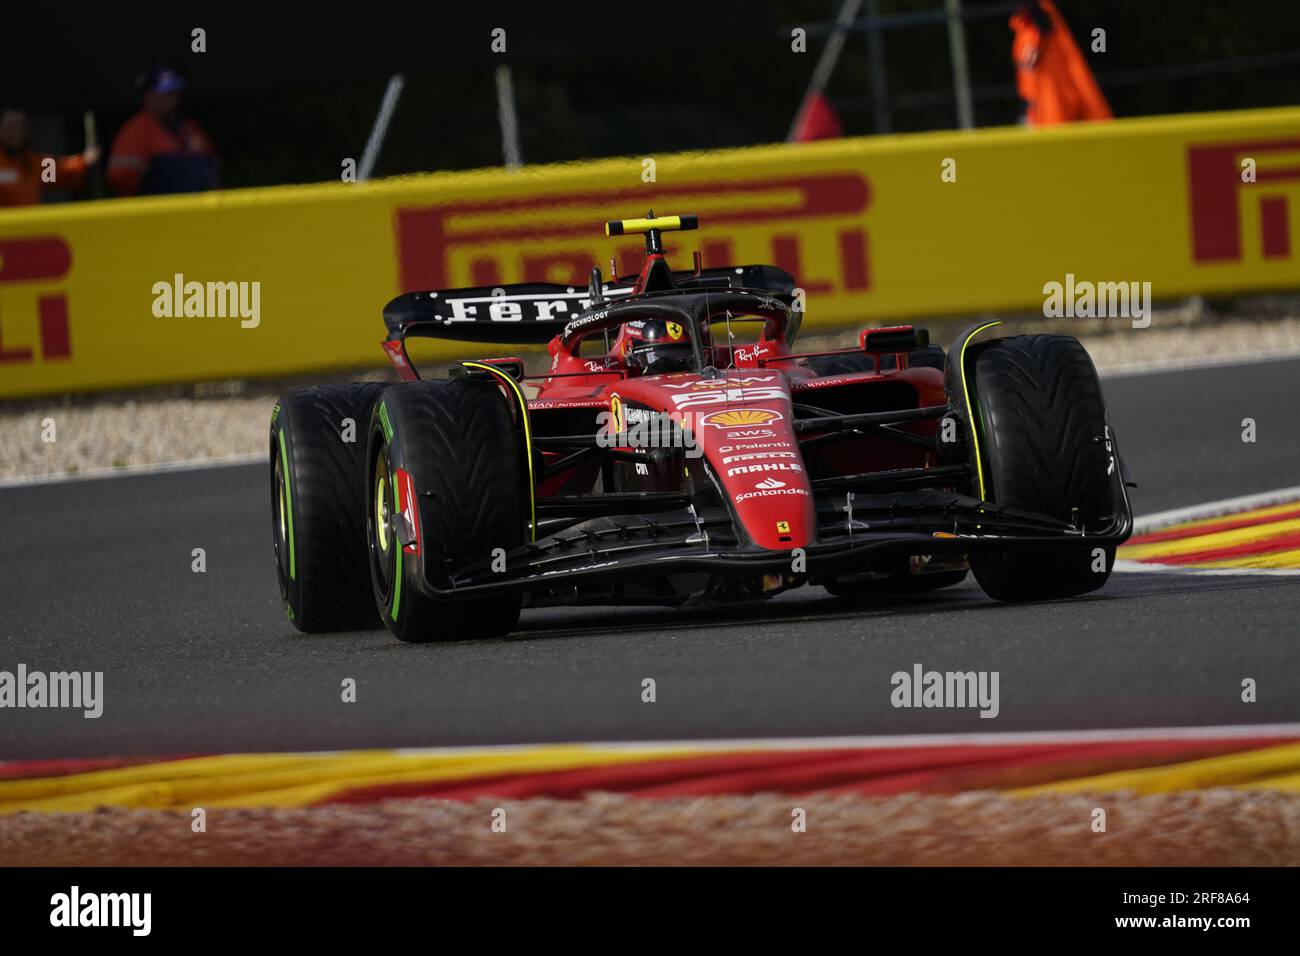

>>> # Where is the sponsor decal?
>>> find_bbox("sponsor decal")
[735,482,808,503]
[719,440,791,453]
[702,408,784,428]
[1187,138,1300,263]
[609,393,625,435]
[721,450,798,464]
[733,343,775,365]
[776,520,791,534]
[662,375,778,390]
[561,307,613,337]
[394,173,871,295]
[0,236,73,366]
[434,288,635,326]
[671,386,786,409]
[795,373,881,390]
[727,462,803,477]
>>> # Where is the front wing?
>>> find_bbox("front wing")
[408,478,1134,601]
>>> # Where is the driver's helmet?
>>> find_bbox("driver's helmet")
[623,317,695,375]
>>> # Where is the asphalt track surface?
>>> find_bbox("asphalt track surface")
[3,357,1299,760]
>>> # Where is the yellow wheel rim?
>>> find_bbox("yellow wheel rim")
[375,470,390,553]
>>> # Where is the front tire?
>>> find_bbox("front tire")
[366,379,526,642]
[966,335,1115,602]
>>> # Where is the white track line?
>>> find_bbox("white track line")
[0,453,263,491]
[1132,484,1300,533]
[386,722,1300,757]
[1113,558,1300,577]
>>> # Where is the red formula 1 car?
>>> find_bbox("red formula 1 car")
[270,213,1134,641]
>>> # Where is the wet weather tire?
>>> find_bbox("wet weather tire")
[366,379,526,643]
[270,383,386,631]
[966,335,1115,602]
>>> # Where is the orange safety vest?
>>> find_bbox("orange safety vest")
[0,148,88,206]
[1010,1,1113,126]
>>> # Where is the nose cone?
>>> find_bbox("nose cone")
[692,392,814,551]
[615,371,815,550]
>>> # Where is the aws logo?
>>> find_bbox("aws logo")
[0,236,72,364]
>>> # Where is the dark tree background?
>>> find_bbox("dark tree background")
[6,1,1298,190]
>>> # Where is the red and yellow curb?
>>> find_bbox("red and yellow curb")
[3,734,1298,813]
[1120,495,1300,570]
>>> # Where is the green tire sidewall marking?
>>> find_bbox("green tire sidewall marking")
[379,402,394,443]
[390,465,402,621]
[277,427,296,581]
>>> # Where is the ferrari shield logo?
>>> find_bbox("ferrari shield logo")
[610,393,625,435]
[776,521,791,534]
[666,321,683,340]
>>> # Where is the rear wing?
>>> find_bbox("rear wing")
[382,264,797,344]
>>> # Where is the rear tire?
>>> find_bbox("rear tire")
[366,379,526,642]
[270,383,386,631]
[966,335,1115,602]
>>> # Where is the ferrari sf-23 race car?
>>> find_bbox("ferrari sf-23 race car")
[270,213,1135,642]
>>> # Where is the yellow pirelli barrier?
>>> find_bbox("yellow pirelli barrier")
[1,105,1298,398]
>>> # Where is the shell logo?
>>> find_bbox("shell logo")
[702,408,783,428]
